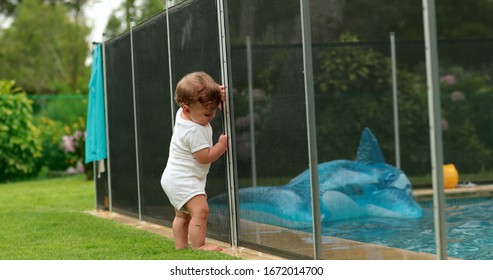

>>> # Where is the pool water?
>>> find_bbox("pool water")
[322,197,493,260]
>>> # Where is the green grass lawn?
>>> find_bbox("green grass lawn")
[0,175,237,260]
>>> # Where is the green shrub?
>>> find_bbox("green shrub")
[440,65,493,173]
[32,95,88,124]
[0,80,42,182]
[314,34,430,175]
[44,97,87,124]
[315,34,398,159]
[33,116,71,173]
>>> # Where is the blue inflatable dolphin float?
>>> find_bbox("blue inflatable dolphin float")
[209,128,423,229]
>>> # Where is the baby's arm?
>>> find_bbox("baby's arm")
[194,134,228,164]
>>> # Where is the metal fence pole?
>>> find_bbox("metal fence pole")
[129,17,142,220]
[390,32,401,169]
[102,32,113,212]
[217,0,238,248]
[422,0,448,260]
[166,0,175,127]
[300,0,322,260]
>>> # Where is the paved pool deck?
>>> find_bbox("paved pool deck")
[413,184,493,201]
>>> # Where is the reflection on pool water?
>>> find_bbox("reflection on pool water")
[321,197,493,260]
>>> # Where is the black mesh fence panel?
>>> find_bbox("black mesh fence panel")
[95,160,109,210]
[227,0,313,259]
[168,0,222,83]
[98,0,493,260]
[132,14,174,224]
[438,39,493,182]
[104,33,139,217]
[168,0,229,242]
[436,5,493,260]
[307,2,432,259]
[101,0,230,243]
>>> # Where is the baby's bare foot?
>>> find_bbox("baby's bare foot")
[196,244,223,251]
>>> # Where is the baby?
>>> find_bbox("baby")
[161,72,228,251]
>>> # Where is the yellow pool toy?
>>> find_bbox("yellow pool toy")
[443,164,459,189]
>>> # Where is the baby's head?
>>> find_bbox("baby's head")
[175,72,222,110]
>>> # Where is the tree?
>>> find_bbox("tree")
[339,0,493,40]
[105,0,165,38]
[0,0,90,93]
[0,0,17,16]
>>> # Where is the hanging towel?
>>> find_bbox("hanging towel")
[85,44,108,163]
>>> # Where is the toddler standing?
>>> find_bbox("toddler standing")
[161,72,228,251]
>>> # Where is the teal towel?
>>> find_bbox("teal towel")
[85,44,107,163]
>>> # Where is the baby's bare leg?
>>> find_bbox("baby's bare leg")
[185,195,222,251]
[172,210,190,250]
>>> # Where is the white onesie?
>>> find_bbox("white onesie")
[161,108,213,211]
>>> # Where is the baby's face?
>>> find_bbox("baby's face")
[187,102,217,126]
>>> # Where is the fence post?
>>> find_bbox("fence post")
[390,32,401,169]
[129,17,142,220]
[166,0,175,127]
[300,0,323,260]
[422,0,448,260]
[217,0,238,248]
[102,32,113,212]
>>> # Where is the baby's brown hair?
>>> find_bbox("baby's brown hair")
[175,72,222,110]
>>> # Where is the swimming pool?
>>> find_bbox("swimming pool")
[322,197,493,260]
